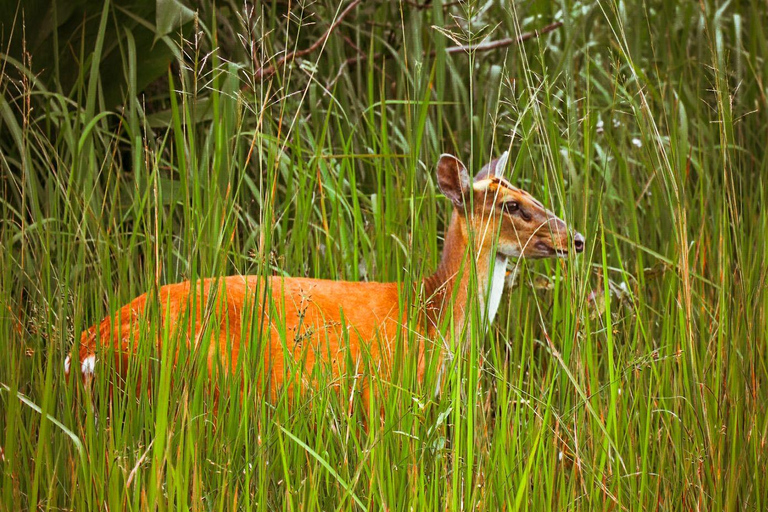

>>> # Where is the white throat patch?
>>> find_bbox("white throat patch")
[484,256,508,326]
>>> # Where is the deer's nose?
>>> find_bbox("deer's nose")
[574,232,585,253]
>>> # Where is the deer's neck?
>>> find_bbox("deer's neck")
[421,212,506,334]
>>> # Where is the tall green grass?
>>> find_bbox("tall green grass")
[1,0,767,509]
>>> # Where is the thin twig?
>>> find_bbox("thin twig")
[253,0,361,81]
[441,21,563,55]
[342,21,563,68]
[403,0,464,9]
[126,440,154,489]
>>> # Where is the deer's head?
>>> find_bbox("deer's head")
[436,152,584,259]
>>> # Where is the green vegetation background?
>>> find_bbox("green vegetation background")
[1,0,766,510]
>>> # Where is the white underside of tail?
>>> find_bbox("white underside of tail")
[64,354,95,380]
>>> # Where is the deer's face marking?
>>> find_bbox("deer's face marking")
[472,178,580,259]
[435,152,584,259]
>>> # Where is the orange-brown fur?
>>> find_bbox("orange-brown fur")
[74,276,407,399]
[67,152,584,402]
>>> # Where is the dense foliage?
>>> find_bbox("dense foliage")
[1,0,766,510]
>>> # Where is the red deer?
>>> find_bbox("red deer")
[65,152,584,402]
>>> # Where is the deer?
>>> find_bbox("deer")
[64,152,584,405]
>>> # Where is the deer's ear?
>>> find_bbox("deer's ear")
[436,154,470,208]
[475,150,509,180]
[494,150,509,178]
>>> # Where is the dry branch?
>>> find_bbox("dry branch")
[343,21,564,68]
[252,0,361,82]
[441,21,563,55]
[248,7,562,85]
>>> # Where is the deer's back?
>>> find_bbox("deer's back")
[73,275,407,395]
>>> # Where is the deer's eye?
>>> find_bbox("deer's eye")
[502,201,519,214]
